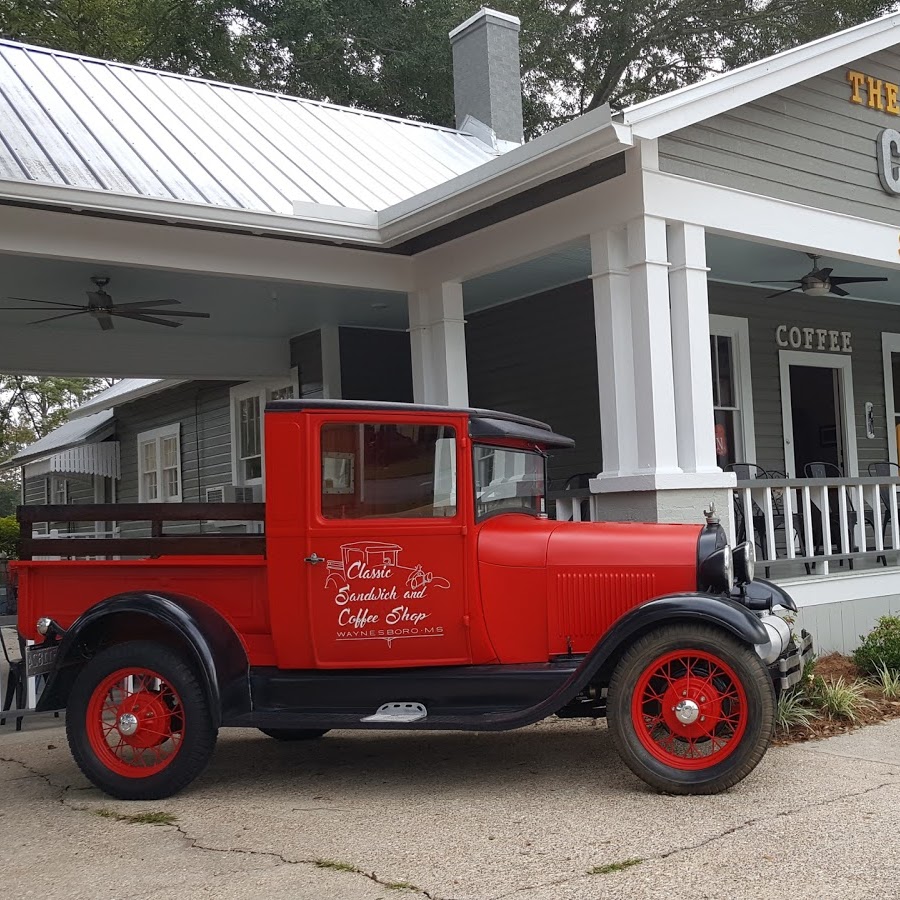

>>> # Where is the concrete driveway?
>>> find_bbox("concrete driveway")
[1,714,899,900]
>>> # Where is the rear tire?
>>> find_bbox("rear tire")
[607,624,775,795]
[259,728,329,741]
[67,640,217,800]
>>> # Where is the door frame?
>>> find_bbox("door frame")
[779,349,858,477]
[882,332,900,464]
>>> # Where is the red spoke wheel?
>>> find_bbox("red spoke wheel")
[67,641,217,800]
[607,624,775,795]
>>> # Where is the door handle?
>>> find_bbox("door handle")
[304,553,325,565]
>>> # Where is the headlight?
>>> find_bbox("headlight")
[733,541,755,585]
[699,545,734,593]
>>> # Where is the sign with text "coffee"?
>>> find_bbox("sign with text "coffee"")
[776,325,852,353]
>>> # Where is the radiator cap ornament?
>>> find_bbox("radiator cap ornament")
[703,502,720,526]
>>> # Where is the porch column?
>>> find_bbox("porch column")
[627,215,681,475]
[590,228,637,477]
[408,282,469,406]
[667,222,720,474]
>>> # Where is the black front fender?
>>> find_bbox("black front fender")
[37,592,251,725]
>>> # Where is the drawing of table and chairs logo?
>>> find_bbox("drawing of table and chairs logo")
[324,542,449,645]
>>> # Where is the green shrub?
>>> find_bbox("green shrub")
[776,689,814,731]
[809,676,873,722]
[853,616,900,675]
[873,663,900,700]
[0,516,18,560]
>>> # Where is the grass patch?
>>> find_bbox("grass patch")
[776,688,814,731]
[587,858,643,875]
[384,880,419,891]
[94,808,177,826]
[873,663,900,700]
[314,859,363,874]
[810,676,874,722]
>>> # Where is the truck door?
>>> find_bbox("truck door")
[305,414,471,668]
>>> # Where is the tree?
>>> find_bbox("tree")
[1,0,896,133]
[0,376,112,514]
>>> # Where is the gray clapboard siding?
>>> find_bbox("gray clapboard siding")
[465,281,603,483]
[795,593,900,654]
[114,381,237,536]
[659,48,900,225]
[23,472,97,535]
[709,282,900,474]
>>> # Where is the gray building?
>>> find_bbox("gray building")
[8,11,900,650]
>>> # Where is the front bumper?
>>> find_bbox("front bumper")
[771,629,814,691]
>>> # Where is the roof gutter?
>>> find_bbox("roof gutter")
[0,107,632,251]
[376,108,632,245]
[68,379,187,420]
[0,180,383,245]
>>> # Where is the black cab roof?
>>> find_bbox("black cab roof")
[266,399,576,449]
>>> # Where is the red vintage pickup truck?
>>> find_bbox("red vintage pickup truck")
[11,401,811,800]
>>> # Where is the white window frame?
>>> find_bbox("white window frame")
[778,350,858,477]
[137,423,183,503]
[709,315,756,466]
[48,475,68,505]
[229,371,297,494]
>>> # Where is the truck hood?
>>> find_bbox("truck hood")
[478,515,702,571]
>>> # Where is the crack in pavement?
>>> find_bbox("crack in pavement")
[795,744,900,769]
[166,822,454,900]
[485,776,900,900]
[7,750,898,900]
[0,753,451,900]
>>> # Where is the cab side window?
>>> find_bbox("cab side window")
[321,422,457,519]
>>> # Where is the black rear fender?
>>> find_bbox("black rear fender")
[37,592,250,725]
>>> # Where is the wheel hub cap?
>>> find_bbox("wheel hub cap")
[117,712,139,736]
[673,698,700,725]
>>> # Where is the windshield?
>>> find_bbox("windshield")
[473,444,546,521]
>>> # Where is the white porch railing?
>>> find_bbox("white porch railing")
[552,476,900,577]
[728,476,900,576]
[33,526,121,560]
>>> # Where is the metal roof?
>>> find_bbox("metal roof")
[68,378,184,419]
[0,39,499,215]
[1,409,113,469]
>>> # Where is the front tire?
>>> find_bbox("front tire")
[607,624,775,795]
[67,640,217,800]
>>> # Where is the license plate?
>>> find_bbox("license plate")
[26,644,58,677]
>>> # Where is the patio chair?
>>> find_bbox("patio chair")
[726,463,808,575]
[803,462,880,566]
[867,461,899,555]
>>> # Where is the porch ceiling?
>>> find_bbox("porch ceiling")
[0,252,409,339]
[460,233,900,314]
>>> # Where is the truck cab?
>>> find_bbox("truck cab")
[12,401,813,801]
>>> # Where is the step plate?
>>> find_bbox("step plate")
[361,702,427,724]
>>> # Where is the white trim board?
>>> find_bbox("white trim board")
[778,568,900,607]
[778,349,859,477]
[622,12,900,138]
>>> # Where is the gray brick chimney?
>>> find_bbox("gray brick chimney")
[449,8,524,146]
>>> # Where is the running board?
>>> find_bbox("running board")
[361,702,428,724]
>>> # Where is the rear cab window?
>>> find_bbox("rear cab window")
[320,421,457,519]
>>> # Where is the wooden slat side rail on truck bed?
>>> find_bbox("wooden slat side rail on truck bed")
[17,503,266,560]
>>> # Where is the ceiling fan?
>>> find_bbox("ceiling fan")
[752,253,888,299]
[4,277,211,330]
